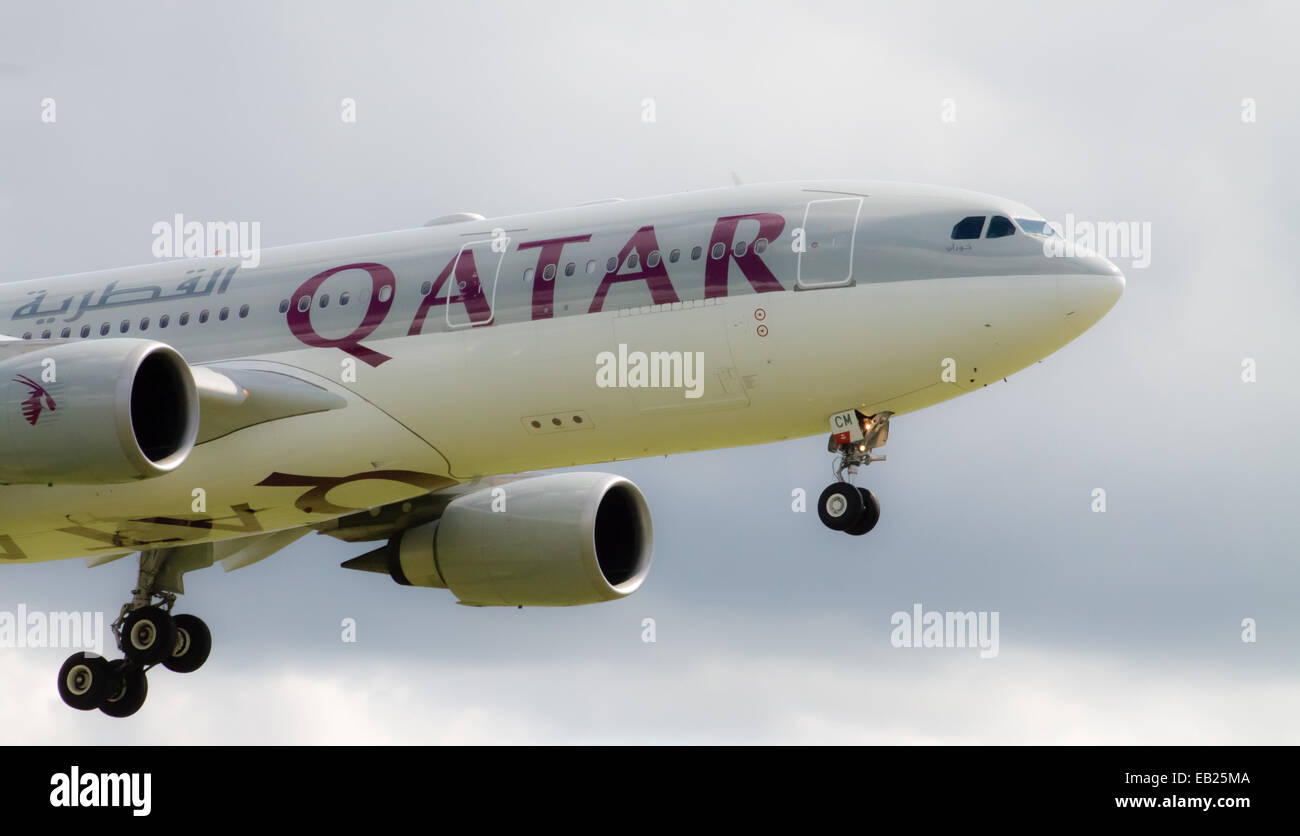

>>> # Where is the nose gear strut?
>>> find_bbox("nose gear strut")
[818,411,891,535]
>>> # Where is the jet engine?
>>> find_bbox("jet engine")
[347,472,654,606]
[0,339,199,484]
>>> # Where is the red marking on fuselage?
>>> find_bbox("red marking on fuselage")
[13,374,55,425]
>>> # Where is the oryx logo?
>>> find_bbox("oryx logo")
[13,374,55,425]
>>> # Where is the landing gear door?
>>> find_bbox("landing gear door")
[443,234,510,329]
[795,197,862,290]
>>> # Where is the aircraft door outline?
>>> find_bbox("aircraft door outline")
[444,235,510,329]
[795,197,863,290]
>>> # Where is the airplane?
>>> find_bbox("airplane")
[0,180,1123,717]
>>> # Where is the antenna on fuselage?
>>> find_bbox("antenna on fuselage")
[423,212,486,227]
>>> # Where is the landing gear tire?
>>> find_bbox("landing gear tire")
[121,606,176,666]
[845,487,881,536]
[164,614,211,674]
[58,548,217,715]
[818,483,864,531]
[57,652,111,711]
[100,660,148,718]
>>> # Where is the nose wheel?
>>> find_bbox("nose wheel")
[819,410,890,536]
[818,483,881,535]
[818,482,863,530]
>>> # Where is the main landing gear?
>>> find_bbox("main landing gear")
[817,411,891,536]
[57,547,212,717]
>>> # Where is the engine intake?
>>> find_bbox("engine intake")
[0,339,199,484]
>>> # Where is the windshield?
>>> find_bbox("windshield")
[1015,218,1057,237]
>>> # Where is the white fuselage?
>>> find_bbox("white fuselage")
[0,180,1123,563]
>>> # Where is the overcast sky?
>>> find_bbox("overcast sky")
[0,0,1296,743]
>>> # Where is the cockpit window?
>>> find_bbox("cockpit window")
[986,216,1016,238]
[951,216,985,240]
[1015,218,1057,237]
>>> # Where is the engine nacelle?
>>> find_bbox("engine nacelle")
[0,339,199,484]
[386,472,653,606]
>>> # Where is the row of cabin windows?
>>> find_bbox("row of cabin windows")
[275,237,776,311]
[24,217,1021,337]
[522,238,772,283]
[17,216,1033,341]
[21,304,251,340]
[278,287,382,314]
[951,215,1016,240]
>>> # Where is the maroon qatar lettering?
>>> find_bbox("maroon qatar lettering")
[287,262,396,368]
[704,213,786,298]
[588,225,681,314]
[285,213,789,358]
[407,247,494,335]
[518,234,592,319]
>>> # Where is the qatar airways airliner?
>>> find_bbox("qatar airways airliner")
[0,180,1122,716]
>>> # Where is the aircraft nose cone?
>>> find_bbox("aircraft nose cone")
[1059,258,1124,335]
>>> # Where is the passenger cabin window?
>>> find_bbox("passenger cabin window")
[160,314,170,328]
[238,305,249,318]
[691,246,703,260]
[279,299,290,313]
[80,325,90,338]
[986,216,1015,238]
[99,323,110,336]
[951,216,986,239]
[61,327,70,338]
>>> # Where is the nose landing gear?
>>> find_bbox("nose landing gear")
[818,410,890,536]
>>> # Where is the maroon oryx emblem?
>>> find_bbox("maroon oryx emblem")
[13,374,55,425]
